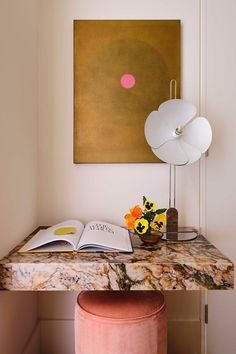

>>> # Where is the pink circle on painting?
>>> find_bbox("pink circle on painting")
[120,73,136,89]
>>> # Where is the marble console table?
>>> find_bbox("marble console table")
[0,228,233,291]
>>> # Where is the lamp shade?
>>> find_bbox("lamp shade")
[144,99,212,165]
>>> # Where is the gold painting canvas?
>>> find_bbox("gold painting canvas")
[74,20,180,163]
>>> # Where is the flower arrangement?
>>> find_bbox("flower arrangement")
[124,196,166,235]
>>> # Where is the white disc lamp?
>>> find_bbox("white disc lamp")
[145,99,212,166]
[144,81,212,241]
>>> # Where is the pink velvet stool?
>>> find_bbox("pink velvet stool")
[74,291,167,354]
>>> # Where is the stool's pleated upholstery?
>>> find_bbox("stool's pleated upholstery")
[75,291,167,354]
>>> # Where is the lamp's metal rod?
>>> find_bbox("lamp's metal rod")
[169,164,172,208]
[168,80,177,209]
[169,165,177,208]
[174,165,176,208]
[169,79,177,100]
[167,80,179,240]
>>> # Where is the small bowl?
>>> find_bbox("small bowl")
[139,231,163,245]
[129,230,163,245]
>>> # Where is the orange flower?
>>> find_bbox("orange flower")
[130,205,142,218]
[124,213,136,229]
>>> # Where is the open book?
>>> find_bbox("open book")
[19,220,133,253]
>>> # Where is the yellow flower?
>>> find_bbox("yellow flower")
[134,218,149,234]
[144,200,157,212]
[150,214,166,230]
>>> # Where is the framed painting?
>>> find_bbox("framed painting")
[74,20,180,163]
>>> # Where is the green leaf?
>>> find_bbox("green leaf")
[142,196,147,206]
[143,211,156,223]
[156,208,167,215]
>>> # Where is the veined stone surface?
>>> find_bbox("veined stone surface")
[0,230,233,291]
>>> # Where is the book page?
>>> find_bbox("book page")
[78,221,132,252]
[19,220,84,252]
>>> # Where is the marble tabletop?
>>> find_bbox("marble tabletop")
[0,228,233,291]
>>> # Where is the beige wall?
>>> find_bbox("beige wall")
[206,1,236,353]
[0,292,39,354]
[0,0,38,260]
[0,1,39,353]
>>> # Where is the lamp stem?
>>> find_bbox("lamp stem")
[169,165,176,208]
[169,79,197,136]
[174,165,176,208]
[167,164,178,240]
[169,164,171,208]
[169,79,177,100]
[167,80,178,240]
